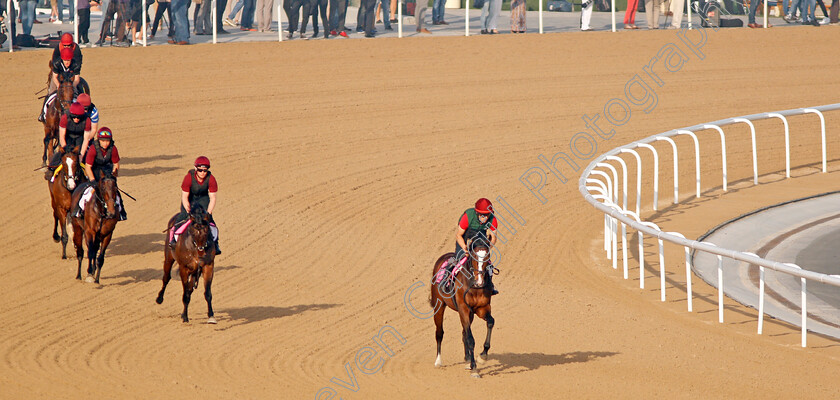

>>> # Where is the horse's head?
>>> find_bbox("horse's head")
[60,150,80,191]
[465,237,491,289]
[96,175,118,219]
[188,204,211,253]
[57,72,75,110]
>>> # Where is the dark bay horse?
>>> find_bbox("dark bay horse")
[430,240,495,378]
[70,175,119,284]
[48,148,82,259]
[42,70,75,166]
[156,205,217,324]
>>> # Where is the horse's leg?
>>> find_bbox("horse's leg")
[85,233,99,282]
[59,208,69,259]
[476,306,494,363]
[464,313,475,363]
[457,307,479,378]
[94,233,113,284]
[72,221,84,280]
[43,130,52,167]
[433,300,445,367]
[156,250,174,304]
[203,263,216,324]
[52,206,61,243]
[180,267,193,323]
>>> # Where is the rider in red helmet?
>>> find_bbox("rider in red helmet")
[50,34,83,91]
[46,101,93,179]
[453,198,499,295]
[76,93,99,135]
[71,127,127,220]
[40,34,84,122]
[170,156,221,254]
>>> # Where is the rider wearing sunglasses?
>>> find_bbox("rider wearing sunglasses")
[170,156,221,254]
[45,102,92,179]
[453,198,499,295]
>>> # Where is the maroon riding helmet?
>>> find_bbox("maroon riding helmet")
[97,127,113,140]
[475,198,493,214]
[194,156,211,168]
[69,102,85,117]
[77,93,91,107]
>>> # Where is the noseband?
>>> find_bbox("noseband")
[95,179,118,219]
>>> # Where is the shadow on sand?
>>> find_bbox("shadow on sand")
[216,303,341,330]
[107,233,163,256]
[482,351,619,376]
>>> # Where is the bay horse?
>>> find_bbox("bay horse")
[47,147,82,259]
[429,238,495,378]
[42,70,75,166]
[156,204,217,324]
[70,175,119,284]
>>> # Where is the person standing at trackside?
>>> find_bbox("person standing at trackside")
[624,0,639,28]
[329,0,349,37]
[169,0,191,44]
[414,0,431,33]
[580,0,593,30]
[645,0,662,28]
[668,0,684,28]
[510,0,526,32]
[479,0,500,34]
[431,0,447,25]
[255,0,275,32]
[150,0,173,39]
[76,0,97,45]
[284,0,310,38]
[171,156,222,254]
[454,198,499,295]
[360,0,378,37]
[238,0,257,31]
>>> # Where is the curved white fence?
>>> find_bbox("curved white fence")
[579,103,840,347]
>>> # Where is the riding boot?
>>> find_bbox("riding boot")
[214,239,222,255]
[38,95,48,122]
[487,271,499,296]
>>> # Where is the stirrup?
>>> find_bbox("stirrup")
[214,241,222,255]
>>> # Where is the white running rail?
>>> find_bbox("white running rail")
[579,103,840,347]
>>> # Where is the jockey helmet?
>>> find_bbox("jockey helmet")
[60,47,74,61]
[77,93,91,107]
[69,102,85,117]
[194,156,211,168]
[60,33,74,46]
[97,127,113,139]
[475,198,493,214]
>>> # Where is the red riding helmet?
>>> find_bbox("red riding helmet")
[77,93,91,107]
[60,47,74,61]
[60,33,74,46]
[475,198,493,214]
[194,156,211,168]
[69,102,85,117]
[97,127,113,139]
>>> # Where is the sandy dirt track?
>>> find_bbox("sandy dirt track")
[3,28,840,399]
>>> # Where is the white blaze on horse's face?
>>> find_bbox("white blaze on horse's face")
[475,249,488,287]
[65,157,76,190]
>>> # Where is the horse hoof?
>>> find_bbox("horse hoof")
[463,364,471,370]
[155,297,163,304]
[470,372,481,379]
[61,255,67,260]
[434,356,442,368]
[85,275,94,283]
[207,317,217,324]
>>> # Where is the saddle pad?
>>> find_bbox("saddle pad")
[79,186,94,210]
[175,220,192,236]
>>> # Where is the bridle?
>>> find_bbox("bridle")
[188,220,210,252]
[57,73,74,113]
[94,178,118,220]
[60,153,79,192]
